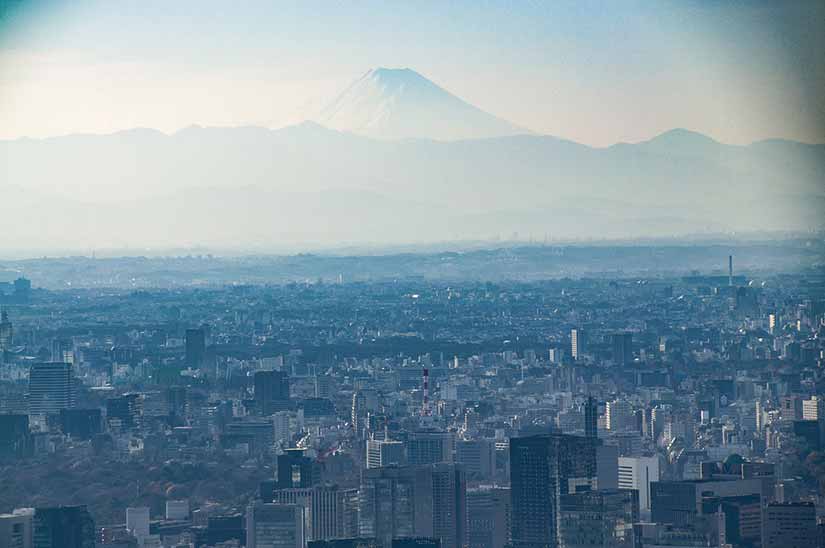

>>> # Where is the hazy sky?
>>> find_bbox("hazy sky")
[1,0,823,146]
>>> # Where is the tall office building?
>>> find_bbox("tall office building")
[510,434,600,548]
[467,486,510,548]
[764,502,816,548]
[570,329,586,361]
[256,370,291,416]
[359,463,466,548]
[267,485,356,541]
[0,309,12,357]
[27,363,75,416]
[32,506,95,548]
[0,508,33,548]
[407,430,454,465]
[49,340,73,365]
[650,478,766,527]
[246,502,306,548]
[617,456,659,516]
[557,489,638,548]
[605,401,634,432]
[610,333,633,366]
[455,439,495,480]
[185,328,206,369]
[106,394,143,431]
[366,439,406,469]
[0,415,32,460]
[584,397,598,439]
[272,449,322,490]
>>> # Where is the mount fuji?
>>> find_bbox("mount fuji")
[317,68,527,141]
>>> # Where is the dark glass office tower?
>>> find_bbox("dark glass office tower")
[185,328,206,369]
[255,370,291,415]
[510,434,600,548]
[33,506,96,548]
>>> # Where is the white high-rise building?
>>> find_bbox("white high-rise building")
[618,456,660,516]
[571,329,586,360]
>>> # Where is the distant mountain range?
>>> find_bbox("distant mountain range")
[0,68,823,250]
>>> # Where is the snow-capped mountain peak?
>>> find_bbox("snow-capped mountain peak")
[317,67,527,141]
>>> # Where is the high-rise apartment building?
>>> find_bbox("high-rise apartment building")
[570,329,586,361]
[27,363,75,416]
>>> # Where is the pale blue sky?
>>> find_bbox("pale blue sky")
[1,0,822,145]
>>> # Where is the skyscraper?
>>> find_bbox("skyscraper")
[605,401,634,432]
[509,434,600,548]
[557,490,638,548]
[407,430,454,465]
[584,397,598,439]
[366,439,406,469]
[106,394,143,431]
[610,333,632,366]
[185,328,206,369]
[27,363,75,416]
[764,502,816,548]
[0,508,33,548]
[359,463,466,548]
[246,502,306,548]
[0,414,32,460]
[617,456,660,516]
[467,486,510,548]
[0,309,12,358]
[256,370,291,416]
[570,329,586,361]
[275,449,322,490]
[32,506,95,548]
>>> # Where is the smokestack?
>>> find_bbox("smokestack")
[729,255,733,286]
[421,367,430,416]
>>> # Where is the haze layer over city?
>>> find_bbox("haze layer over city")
[0,3,824,548]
